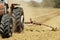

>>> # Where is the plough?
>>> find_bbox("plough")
[24,18,57,31]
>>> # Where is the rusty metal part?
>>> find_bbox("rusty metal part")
[10,3,20,13]
[0,3,5,15]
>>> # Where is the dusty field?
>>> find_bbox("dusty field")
[0,1,60,40]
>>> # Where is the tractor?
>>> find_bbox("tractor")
[0,1,24,38]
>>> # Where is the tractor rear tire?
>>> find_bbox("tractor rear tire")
[12,7,24,33]
[0,14,12,38]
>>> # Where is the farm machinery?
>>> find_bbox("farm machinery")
[0,1,24,38]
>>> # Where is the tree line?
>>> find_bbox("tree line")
[28,0,60,8]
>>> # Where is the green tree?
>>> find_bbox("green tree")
[53,0,60,8]
[41,0,60,8]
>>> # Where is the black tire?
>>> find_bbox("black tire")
[0,14,12,38]
[12,7,24,33]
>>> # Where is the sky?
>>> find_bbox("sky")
[23,0,43,3]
